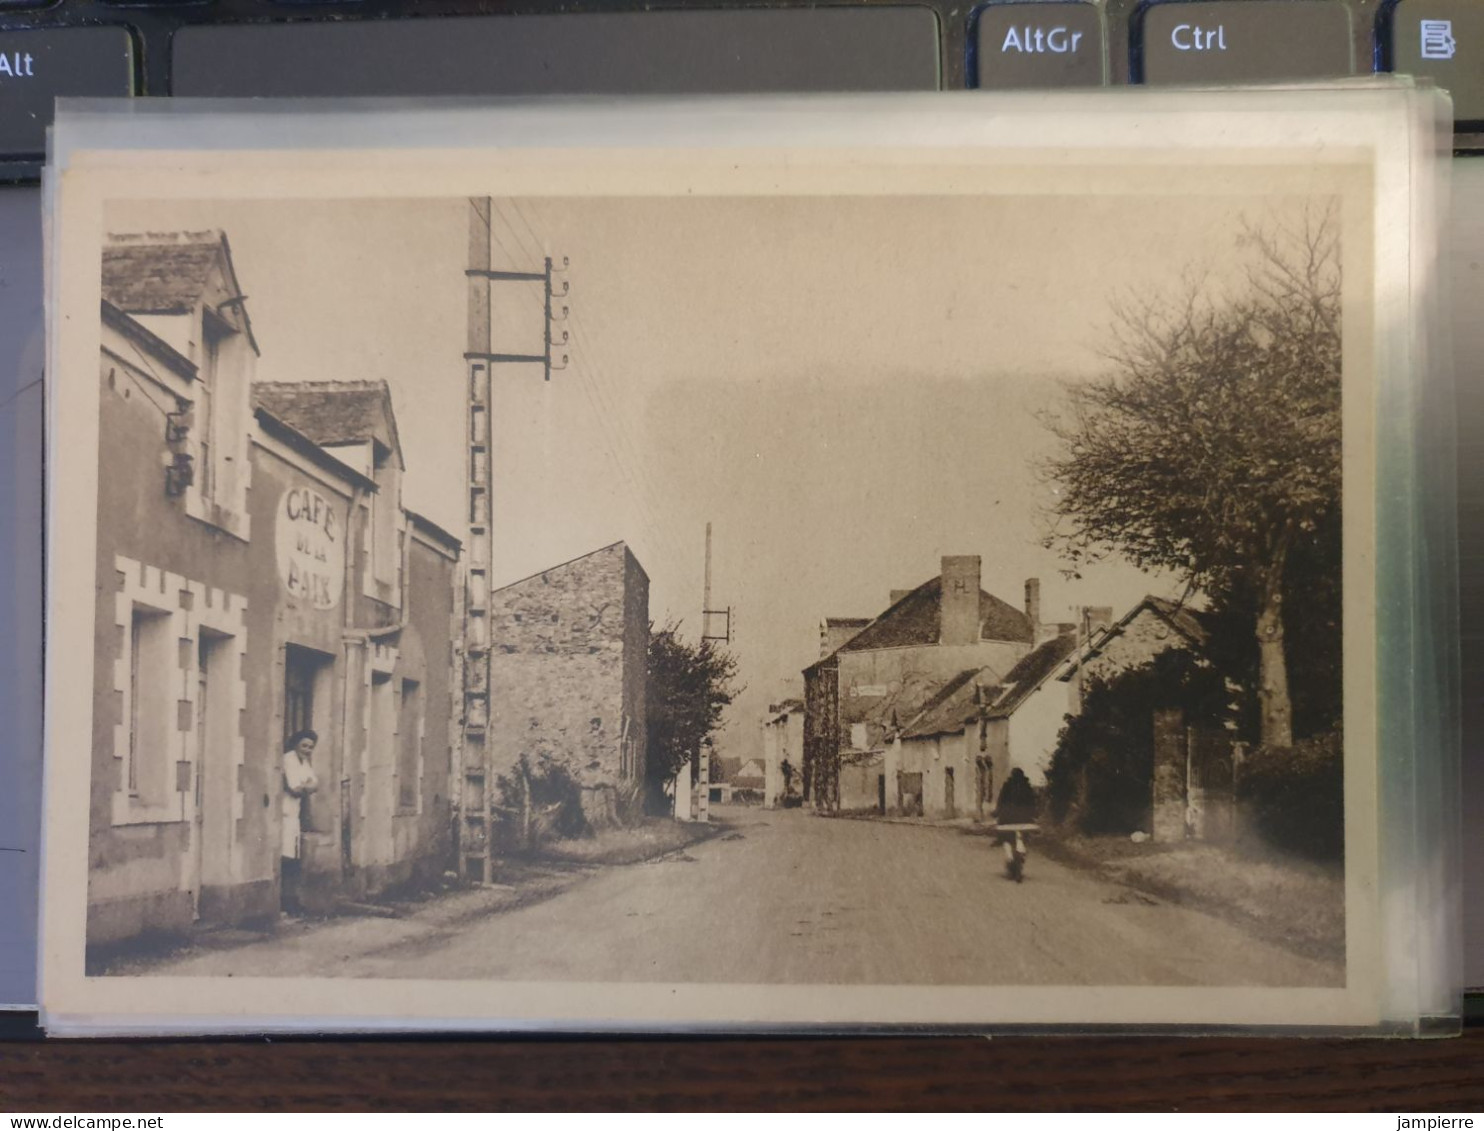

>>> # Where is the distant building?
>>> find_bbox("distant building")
[802,556,1050,813]
[485,541,649,826]
[888,628,1081,819]
[89,231,460,947]
[760,698,804,808]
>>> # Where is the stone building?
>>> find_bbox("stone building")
[485,541,649,825]
[88,230,460,948]
[1057,596,1203,711]
[760,698,804,808]
[802,555,1050,813]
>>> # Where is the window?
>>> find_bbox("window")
[397,679,422,812]
[850,722,869,751]
[126,606,174,808]
[186,303,252,538]
[198,312,235,504]
[284,646,318,747]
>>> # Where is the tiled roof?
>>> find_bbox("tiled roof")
[1143,596,1211,647]
[984,633,1079,719]
[102,232,224,314]
[838,576,1032,653]
[253,381,403,469]
[901,668,987,739]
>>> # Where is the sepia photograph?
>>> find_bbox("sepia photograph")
[75,187,1352,991]
[39,111,1400,1027]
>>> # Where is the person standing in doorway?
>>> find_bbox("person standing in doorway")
[281,729,319,914]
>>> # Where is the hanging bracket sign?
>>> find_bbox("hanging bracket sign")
[276,485,344,609]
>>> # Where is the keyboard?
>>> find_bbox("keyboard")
[0,0,1480,179]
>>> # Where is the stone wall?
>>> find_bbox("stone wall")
[486,542,648,822]
[1082,607,1192,687]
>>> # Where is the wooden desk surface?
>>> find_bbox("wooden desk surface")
[4,1029,1484,1110]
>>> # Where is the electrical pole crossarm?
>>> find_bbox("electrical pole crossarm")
[464,351,550,365]
[465,268,547,282]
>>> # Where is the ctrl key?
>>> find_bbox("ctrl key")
[0,28,134,161]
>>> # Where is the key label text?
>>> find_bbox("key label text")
[0,52,36,78]
[1171,23,1229,51]
[1001,25,1085,53]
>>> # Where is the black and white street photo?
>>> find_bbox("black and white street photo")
[71,186,1351,997]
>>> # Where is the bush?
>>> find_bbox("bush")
[1237,731,1343,861]
[494,755,590,853]
[1046,650,1229,837]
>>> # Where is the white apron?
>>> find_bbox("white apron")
[281,751,318,859]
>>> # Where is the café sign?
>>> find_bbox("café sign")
[276,486,344,609]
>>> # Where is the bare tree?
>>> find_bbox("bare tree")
[1043,207,1341,748]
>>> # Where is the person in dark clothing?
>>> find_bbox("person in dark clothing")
[993,767,1038,827]
[993,767,1038,878]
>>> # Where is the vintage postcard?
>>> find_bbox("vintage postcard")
[39,93,1432,1031]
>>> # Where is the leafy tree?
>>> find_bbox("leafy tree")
[1042,209,1341,748]
[644,621,740,810]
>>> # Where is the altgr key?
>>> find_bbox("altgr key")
[1137,0,1353,84]
[974,2,1105,88]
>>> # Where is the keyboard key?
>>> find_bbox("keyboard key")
[173,9,941,97]
[1387,0,1484,122]
[974,2,1105,88]
[1137,0,1353,84]
[0,28,134,160]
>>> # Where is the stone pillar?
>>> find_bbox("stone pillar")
[884,735,902,815]
[674,755,693,821]
[1151,707,1186,842]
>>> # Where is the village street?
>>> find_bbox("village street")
[128,807,1340,987]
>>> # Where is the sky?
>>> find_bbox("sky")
[108,189,1312,761]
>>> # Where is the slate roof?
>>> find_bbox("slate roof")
[984,632,1079,719]
[838,576,1032,653]
[102,233,224,314]
[253,381,404,470]
[101,230,260,353]
[1058,594,1211,681]
[1142,596,1211,647]
[901,668,987,739]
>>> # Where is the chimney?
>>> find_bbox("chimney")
[1081,605,1114,640]
[939,555,981,646]
[1024,578,1042,634]
[889,589,912,607]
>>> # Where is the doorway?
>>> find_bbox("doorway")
[192,630,233,918]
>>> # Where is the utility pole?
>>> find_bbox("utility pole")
[693,522,734,824]
[458,197,569,885]
[701,521,732,646]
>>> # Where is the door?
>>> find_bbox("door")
[192,631,233,920]
[191,636,210,919]
[944,766,955,819]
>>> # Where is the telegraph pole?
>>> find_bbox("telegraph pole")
[458,198,569,884]
[701,521,731,646]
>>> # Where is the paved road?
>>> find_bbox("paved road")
[137,806,1341,986]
